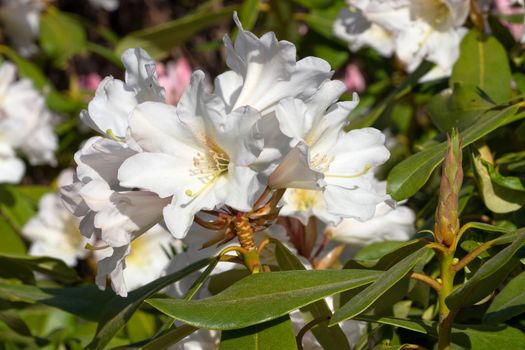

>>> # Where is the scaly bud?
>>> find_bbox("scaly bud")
[434,129,463,247]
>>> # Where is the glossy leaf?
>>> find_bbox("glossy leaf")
[115,5,238,59]
[459,222,512,235]
[220,316,297,350]
[387,105,520,201]
[451,324,525,349]
[484,270,525,324]
[473,152,525,213]
[484,158,525,191]
[330,247,429,325]
[446,228,525,310]
[273,239,350,350]
[148,269,382,330]
[451,31,512,103]
[141,325,198,350]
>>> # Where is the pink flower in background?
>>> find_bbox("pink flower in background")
[78,73,102,92]
[496,0,525,42]
[343,63,366,93]
[156,57,192,105]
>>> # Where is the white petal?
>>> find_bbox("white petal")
[118,152,193,198]
[269,143,324,190]
[121,47,165,102]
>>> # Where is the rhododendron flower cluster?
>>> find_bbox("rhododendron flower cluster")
[0,62,58,184]
[334,0,471,80]
[63,14,394,296]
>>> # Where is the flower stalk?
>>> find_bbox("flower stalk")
[434,129,462,350]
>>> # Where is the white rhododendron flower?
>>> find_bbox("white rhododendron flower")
[22,170,89,267]
[328,180,416,245]
[334,0,470,80]
[89,0,119,11]
[0,0,43,56]
[80,47,165,139]
[118,71,264,239]
[94,225,175,294]
[0,62,58,184]
[216,14,334,172]
[65,14,392,296]
[271,80,390,225]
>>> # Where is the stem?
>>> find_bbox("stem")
[437,252,456,350]
[410,272,442,292]
[451,241,492,272]
[235,213,261,273]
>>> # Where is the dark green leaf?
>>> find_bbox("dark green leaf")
[141,325,198,350]
[483,158,525,191]
[273,239,350,350]
[451,324,525,350]
[451,30,512,103]
[115,5,238,59]
[447,228,525,310]
[484,270,525,324]
[387,105,521,201]
[220,316,297,350]
[330,247,429,325]
[148,269,382,330]
[238,0,260,31]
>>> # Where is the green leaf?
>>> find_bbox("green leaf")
[220,316,297,350]
[85,257,213,350]
[484,158,525,191]
[148,269,382,330]
[141,325,198,350]
[451,324,525,350]
[0,255,79,284]
[39,7,87,68]
[460,222,512,235]
[0,311,32,336]
[115,5,238,59]
[426,83,494,132]
[352,239,428,270]
[451,30,512,103]
[473,152,525,213]
[0,257,212,350]
[446,228,525,310]
[387,105,521,201]
[354,315,433,335]
[484,270,525,324]
[273,239,350,350]
[330,247,429,325]
[0,185,38,231]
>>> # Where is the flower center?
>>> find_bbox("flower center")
[413,0,451,30]
[289,189,322,212]
[185,145,230,197]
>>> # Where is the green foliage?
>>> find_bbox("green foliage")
[148,269,382,329]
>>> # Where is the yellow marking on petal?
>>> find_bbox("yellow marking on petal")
[105,129,124,142]
[85,243,110,251]
[325,165,371,179]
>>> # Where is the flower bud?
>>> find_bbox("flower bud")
[434,129,463,247]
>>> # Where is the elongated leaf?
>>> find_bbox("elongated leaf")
[220,316,297,350]
[330,247,429,325]
[484,158,525,191]
[0,257,212,350]
[0,255,79,284]
[387,105,520,200]
[473,152,525,213]
[116,5,238,59]
[141,325,197,350]
[451,324,525,350]
[86,257,213,350]
[451,30,512,103]
[355,315,433,335]
[447,228,525,310]
[238,0,260,31]
[0,311,32,337]
[273,239,350,350]
[0,219,25,255]
[484,270,525,324]
[460,222,512,235]
[148,269,382,330]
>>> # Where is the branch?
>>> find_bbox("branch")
[410,272,442,292]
